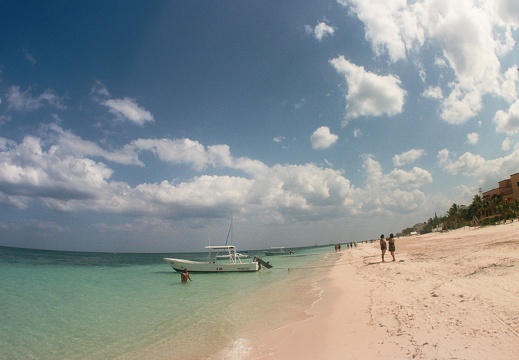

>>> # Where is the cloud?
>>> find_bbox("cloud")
[421,86,443,100]
[494,0,519,27]
[494,99,519,134]
[502,137,511,151]
[361,155,430,214]
[102,97,154,126]
[440,85,482,125]
[305,21,335,42]
[5,86,66,111]
[330,56,406,119]
[393,149,426,167]
[310,126,339,149]
[499,66,519,103]
[23,49,36,65]
[90,80,111,101]
[0,129,435,223]
[45,124,143,166]
[0,115,12,126]
[90,82,153,126]
[387,167,433,189]
[132,138,224,172]
[466,132,479,145]
[437,147,519,181]
[131,138,269,176]
[0,135,113,203]
[363,154,432,189]
[353,128,362,137]
[435,56,447,68]
[340,0,518,124]
[293,98,306,110]
[437,149,484,176]
[340,0,418,62]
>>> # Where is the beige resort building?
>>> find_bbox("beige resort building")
[481,172,519,203]
[478,173,519,223]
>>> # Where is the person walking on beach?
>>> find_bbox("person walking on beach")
[388,233,396,261]
[380,234,387,262]
[181,268,192,283]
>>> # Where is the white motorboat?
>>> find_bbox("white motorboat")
[263,246,294,256]
[164,245,261,273]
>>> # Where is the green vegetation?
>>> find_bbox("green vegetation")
[407,195,519,235]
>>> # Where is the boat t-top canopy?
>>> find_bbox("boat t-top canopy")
[205,245,237,250]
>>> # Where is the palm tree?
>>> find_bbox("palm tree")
[481,197,492,220]
[447,203,460,229]
[468,195,482,225]
[512,199,519,220]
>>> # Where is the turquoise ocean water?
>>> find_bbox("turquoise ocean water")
[0,245,340,359]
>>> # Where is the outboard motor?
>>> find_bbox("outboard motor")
[253,256,273,269]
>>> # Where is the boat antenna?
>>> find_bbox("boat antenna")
[224,212,233,246]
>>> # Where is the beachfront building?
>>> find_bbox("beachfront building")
[480,173,519,222]
[482,173,519,203]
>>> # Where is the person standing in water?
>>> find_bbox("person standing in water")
[379,234,387,262]
[181,268,192,283]
[388,233,396,261]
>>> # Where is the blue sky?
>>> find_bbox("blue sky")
[1,0,519,252]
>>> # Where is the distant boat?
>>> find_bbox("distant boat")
[263,247,294,256]
[164,245,270,273]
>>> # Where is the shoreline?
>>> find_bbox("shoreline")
[114,248,335,360]
[244,223,519,359]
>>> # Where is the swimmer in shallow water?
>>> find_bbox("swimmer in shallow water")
[181,268,192,283]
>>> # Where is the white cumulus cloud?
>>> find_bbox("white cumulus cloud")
[310,126,339,150]
[103,97,154,126]
[421,86,443,100]
[330,56,406,119]
[437,147,519,181]
[305,21,335,42]
[502,137,511,151]
[466,132,479,145]
[0,126,442,229]
[340,0,518,124]
[494,99,519,134]
[393,149,426,167]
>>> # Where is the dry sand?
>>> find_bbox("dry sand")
[245,222,519,359]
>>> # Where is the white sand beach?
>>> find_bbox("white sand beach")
[245,222,519,359]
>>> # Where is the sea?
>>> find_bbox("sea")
[0,244,342,359]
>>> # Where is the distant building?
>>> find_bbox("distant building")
[480,172,519,222]
[482,173,519,203]
[432,224,443,232]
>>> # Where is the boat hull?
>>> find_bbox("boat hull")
[164,258,259,272]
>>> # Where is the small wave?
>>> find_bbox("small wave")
[213,338,252,360]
